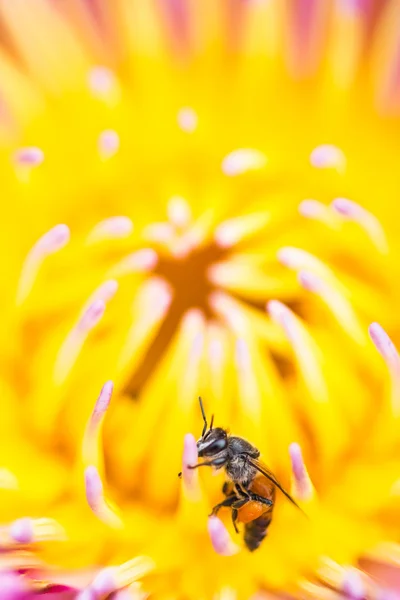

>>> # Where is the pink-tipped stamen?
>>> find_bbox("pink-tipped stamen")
[221,149,267,176]
[299,270,364,344]
[342,568,365,600]
[214,212,270,248]
[9,518,33,544]
[117,278,172,372]
[209,291,248,337]
[369,323,400,375]
[289,443,314,502]
[235,338,252,370]
[13,146,44,168]
[87,217,133,244]
[332,197,389,254]
[98,129,120,159]
[310,144,346,170]
[53,299,107,385]
[278,246,345,290]
[16,224,70,305]
[0,572,27,599]
[369,322,400,415]
[278,246,325,273]
[89,279,119,305]
[84,465,123,529]
[90,567,117,595]
[78,299,106,333]
[90,558,154,595]
[299,199,341,229]
[109,248,158,277]
[88,66,117,96]
[267,300,298,343]
[167,196,192,228]
[208,517,240,556]
[9,517,64,544]
[177,107,198,132]
[82,381,113,468]
[143,222,175,244]
[91,380,113,427]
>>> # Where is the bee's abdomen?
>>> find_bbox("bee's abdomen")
[244,513,272,552]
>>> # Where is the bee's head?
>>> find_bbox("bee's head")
[197,427,228,458]
[196,397,228,465]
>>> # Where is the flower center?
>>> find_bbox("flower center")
[125,241,225,397]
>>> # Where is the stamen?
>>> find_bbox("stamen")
[298,270,365,344]
[0,572,27,598]
[82,381,113,468]
[117,277,172,372]
[9,518,32,544]
[90,557,154,595]
[221,149,267,176]
[16,224,70,305]
[267,300,329,403]
[181,433,199,497]
[9,517,64,543]
[98,130,120,160]
[88,66,117,97]
[299,199,341,229]
[207,517,240,556]
[342,568,365,599]
[85,280,119,307]
[289,443,314,502]
[214,212,270,248]
[267,300,298,344]
[369,322,400,415]
[53,299,106,385]
[208,335,224,365]
[167,195,192,228]
[84,465,123,529]
[143,222,175,244]
[13,146,44,168]
[278,246,346,293]
[278,246,329,276]
[209,291,248,337]
[87,217,133,244]
[310,144,346,171]
[108,249,158,277]
[177,107,198,132]
[332,197,389,254]
[77,299,105,333]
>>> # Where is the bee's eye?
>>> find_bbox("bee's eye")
[212,456,226,466]
[204,438,227,454]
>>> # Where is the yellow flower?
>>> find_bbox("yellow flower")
[1,0,400,597]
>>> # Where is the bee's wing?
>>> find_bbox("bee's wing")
[247,458,303,512]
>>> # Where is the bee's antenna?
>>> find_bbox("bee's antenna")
[209,415,214,430]
[199,396,208,437]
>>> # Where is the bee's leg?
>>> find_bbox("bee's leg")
[235,484,273,508]
[250,493,273,508]
[235,483,251,499]
[231,508,239,534]
[209,495,238,517]
[222,481,235,497]
[187,460,220,470]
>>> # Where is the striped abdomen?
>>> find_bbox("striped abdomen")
[244,509,273,551]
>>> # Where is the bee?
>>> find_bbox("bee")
[181,397,301,551]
